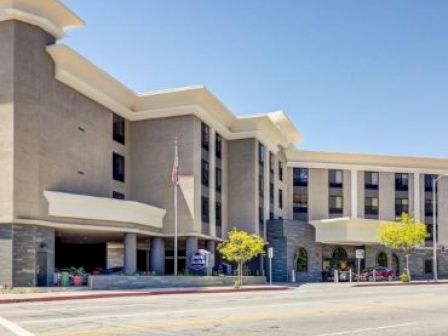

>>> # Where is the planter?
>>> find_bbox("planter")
[73,275,84,287]
[60,272,70,287]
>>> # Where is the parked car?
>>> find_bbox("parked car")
[357,267,394,281]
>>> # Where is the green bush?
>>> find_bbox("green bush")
[399,272,410,283]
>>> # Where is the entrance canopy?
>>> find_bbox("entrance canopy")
[44,191,166,229]
[310,217,383,245]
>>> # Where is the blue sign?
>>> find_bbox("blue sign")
[190,250,209,271]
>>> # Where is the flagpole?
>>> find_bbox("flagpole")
[174,137,179,276]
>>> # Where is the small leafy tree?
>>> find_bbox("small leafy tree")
[218,229,265,286]
[378,214,427,281]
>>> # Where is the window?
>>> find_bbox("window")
[365,197,379,216]
[395,198,409,217]
[112,153,125,182]
[329,196,343,214]
[293,168,308,187]
[425,175,436,192]
[269,153,274,173]
[395,173,409,191]
[201,196,209,223]
[293,194,308,213]
[426,224,434,241]
[216,134,222,159]
[259,175,264,197]
[329,170,343,188]
[365,172,379,190]
[201,122,209,150]
[279,189,283,209]
[112,191,125,200]
[269,183,274,204]
[259,206,264,224]
[216,167,222,192]
[295,248,308,272]
[278,161,283,181]
[258,143,265,165]
[377,252,388,267]
[201,160,209,187]
[425,199,434,217]
[216,202,222,226]
[113,114,125,144]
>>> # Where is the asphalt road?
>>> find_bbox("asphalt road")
[1,283,448,336]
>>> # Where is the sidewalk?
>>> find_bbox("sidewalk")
[0,285,289,304]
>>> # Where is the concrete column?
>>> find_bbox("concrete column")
[221,138,228,238]
[414,173,421,222]
[150,237,165,275]
[206,240,216,275]
[209,129,216,237]
[351,169,358,218]
[186,236,198,270]
[124,233,137,274]
[263,148,270,239]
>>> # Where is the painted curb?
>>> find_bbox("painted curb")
[354,282,448,288]
[0,286,288,304]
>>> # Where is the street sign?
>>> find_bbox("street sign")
[356,249,365,259]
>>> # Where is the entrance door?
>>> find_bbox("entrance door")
[36,251,48,287]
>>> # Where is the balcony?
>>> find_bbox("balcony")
[310,217,383,245]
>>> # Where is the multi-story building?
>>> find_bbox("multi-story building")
[0,0,447,286]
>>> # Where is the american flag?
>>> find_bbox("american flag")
[171,139,179,185]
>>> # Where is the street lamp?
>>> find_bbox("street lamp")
[432,174,448,282]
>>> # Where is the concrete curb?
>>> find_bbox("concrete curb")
[0,286,288,305]
[354,281,448,288]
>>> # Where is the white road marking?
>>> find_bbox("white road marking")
[0,317,35,336]
[314,322,416,336]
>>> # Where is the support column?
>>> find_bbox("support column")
[351,169,358,218]
[206,240,216,275]
[221,138,228,238]
[186,236,198,271]
[209,129,216,237]
[150,237,165,275]
[414,173,421,222]
[124,233,137,274]
[263,148,270,240]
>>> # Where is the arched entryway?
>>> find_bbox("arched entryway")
[392,254,400,276]
[377,252,388,267]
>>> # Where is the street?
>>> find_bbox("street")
[1,284,448,335]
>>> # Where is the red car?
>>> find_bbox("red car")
[358,267,394,282]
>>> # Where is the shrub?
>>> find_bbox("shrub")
[399,272,410,283]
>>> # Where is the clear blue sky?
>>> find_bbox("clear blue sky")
[63,0,448,158]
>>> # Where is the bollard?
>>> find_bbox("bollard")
[373,269,376,282]
[291,270,296,283]
[349,269,352,283]
[334,269,339,283]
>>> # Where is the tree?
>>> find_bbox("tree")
[378,214,427,281]
[217,229,265,286]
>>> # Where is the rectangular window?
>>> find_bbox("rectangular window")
[258,143,265,165]
[329,196,343,214]
[269,153,274,173]
[278,161,283,181]
[113,114,125,144]
[365,197,379,216]
[425,199,434,217]
[216,167,222,192]
[216,134,222,159]
[269,183,274,204]
[278,189,283,209]
[426,224,434,241]
[112,191,125,200]
[259,206,264,224]
[329,170,343,188]
[201,160,209,187]
[293,194,308,213]
[201,196,209,223]
[425,175,436,192]
[395,173,409,191]
[365,172,379,190]
[425,258,433,274]
[293,168,308,187]
[113,153,125,182]
[259,175,264,197]
[395,198,409,217]
[201,122,209,150]
[216,202,222,226]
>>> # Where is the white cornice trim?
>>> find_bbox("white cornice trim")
[0,8,64,38]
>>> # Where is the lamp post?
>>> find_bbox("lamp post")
[432,174,448,282]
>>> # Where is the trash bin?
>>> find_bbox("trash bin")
[60,272,70,287]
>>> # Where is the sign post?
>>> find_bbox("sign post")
[268,247,274,286]
[355,249,365,283]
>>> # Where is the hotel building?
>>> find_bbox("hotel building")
[0,0,447,286]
